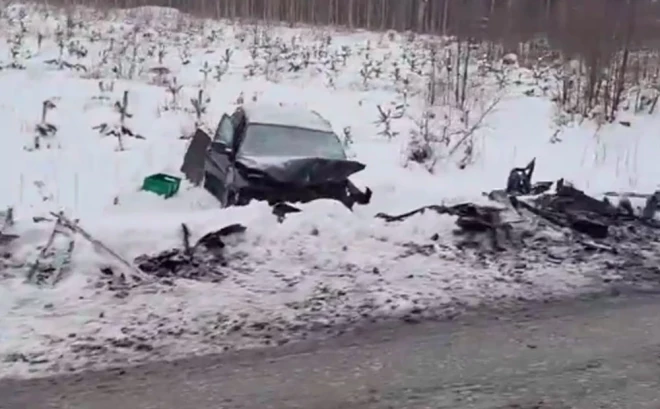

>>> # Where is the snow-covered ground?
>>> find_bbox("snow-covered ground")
[1,4,659,378]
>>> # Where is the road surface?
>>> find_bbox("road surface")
[3,293,660,409]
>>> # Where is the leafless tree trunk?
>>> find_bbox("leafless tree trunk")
[441,0,449,36]
[611,0,636,119]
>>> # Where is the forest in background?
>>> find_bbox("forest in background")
[24,0,660,119]
[34,0,660,49]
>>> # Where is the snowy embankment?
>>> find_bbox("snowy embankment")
[0,4,659,378]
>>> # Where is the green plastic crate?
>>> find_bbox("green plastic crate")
[141,173,181,199]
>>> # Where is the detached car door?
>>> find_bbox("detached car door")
[204,114,235,199]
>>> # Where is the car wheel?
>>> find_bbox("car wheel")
[203,172,223,199]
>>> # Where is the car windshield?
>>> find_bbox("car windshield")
[239,124,347,160]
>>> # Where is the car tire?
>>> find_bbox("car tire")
[203,172,222,198]
[204,172,232,208]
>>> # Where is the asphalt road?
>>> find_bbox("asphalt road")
[3,293,660,409]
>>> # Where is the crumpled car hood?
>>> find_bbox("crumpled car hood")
[235,155,366,185]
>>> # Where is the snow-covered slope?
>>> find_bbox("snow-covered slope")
[1,4,659,378]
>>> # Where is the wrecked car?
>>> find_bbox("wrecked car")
[181,103,372,209]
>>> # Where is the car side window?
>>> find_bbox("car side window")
[214,114,234,146]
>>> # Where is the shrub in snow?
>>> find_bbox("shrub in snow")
[6,29,29,70]
[180,89,211,138]
[43,28,87,72]
[93,90,145,151]
[90,81,114,103]
[159,77,184,111]
[199,61,211,84]
[375,104,404,140]
[405,110,441,171]
[27,100,58,151]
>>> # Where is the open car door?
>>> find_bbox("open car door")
[180,129,212,186]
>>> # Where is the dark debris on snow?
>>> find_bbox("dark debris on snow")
[133,223,246,282]
[129,158,660,292]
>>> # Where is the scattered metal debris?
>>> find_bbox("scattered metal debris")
[377,159,660,257]
[376,202,513,251]
[134,223,246,281]
[9,158,660,290]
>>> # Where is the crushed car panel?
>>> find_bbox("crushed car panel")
[234,156,366,185]
[180,129,211,186]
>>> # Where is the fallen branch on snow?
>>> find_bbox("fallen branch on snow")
[50,212,149,282]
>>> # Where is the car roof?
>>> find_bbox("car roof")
[242,103,334,133]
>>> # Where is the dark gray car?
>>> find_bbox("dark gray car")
[181,103,372,209]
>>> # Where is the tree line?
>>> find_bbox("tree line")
[40,0,660,54]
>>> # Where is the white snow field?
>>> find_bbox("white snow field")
[1,4,659,378]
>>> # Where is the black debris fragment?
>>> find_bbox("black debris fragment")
[515,181,660,239]
[196,223,246,251]
[506,158,535,195]
[272,202,302,222]
[181,223,192,259]
[504,158,554,197]
[134,223,246,281]
[642,191,660,220]
[376,202,502,224]
[376,203,512,250]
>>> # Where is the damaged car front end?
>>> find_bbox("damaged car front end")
[230,155,372,209]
